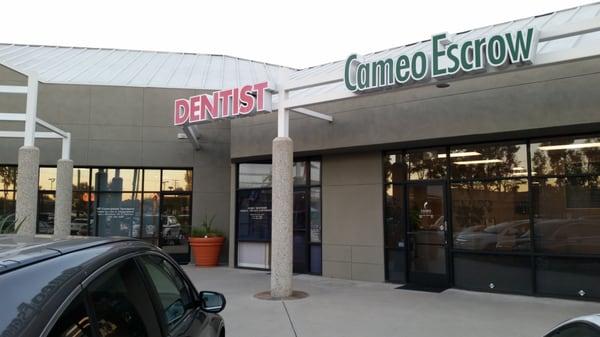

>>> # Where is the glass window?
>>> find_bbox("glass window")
[72,168,90,191]
[384,153,406,183]
[451,143,528,180]
[406,148,447,180]
[92,169,142,192]
[531,136,600,176]
[144,170,161,191]
[87,259,161,337]
[96,192,141,237]
[310,187,321,243]
[293,162,307,186]
[451,179,530,251]
[39,167,57,191]
[536,257,600,299]
[239,163,272,189]
[138,255,192,329]
[38,192,56,234]
[162,170,192,192]
[293,189,307,230]
[0,166,17,190]
[48,294,92,337]
[237,189,271,241]
[453,254,532,294]
[385,184,405,248]
[532,177,600,254]
[0,191,16,233]
[310,161,321,185]
[310,245,322,274]
[71,192,91,236]
[143,193,160,240]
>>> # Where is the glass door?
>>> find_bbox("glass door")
[159,193,191,264]
[407,183,449,287]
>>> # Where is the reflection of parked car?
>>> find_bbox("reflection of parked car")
[454,220,530,250]
[162,215,183,244]
[0,213,15,233]
[70,218,88,235]
[544,314,600,337]
[536,217,600,254]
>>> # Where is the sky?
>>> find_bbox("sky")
[0,0,595,69]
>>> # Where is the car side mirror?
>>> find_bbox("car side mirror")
[199,291,226,313]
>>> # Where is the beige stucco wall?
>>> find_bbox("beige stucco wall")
[321,151,385,282]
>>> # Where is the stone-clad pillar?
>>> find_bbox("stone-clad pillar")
[54,159,73,239]
[271,136,294,298]
[16,146,40,235]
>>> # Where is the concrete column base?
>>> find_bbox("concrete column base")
[16,146,40,236]
[54,159,74,239]
[271,137,294,298]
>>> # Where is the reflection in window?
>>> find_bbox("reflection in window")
[310,161,321,185]
[239,163,272,189]
[48,294,92,337]
[71,192,91,236]
[92,169,142,192]
[531,136,600,176]
[406,148,446,180]
[237,189,271,241]
[533,177,600,254]
[385,184,405,248]
[384,153,406,183]
[451,143,528,180]
[0,166,17,190]
[38,192,56,234]
[0,191,16,233]
[310,187,321,243]
[293,162,307,186]
[293,189,307,230]
[72,168,90,191]
[144,170,161,191]
[162,170,192,191]
[39,167,57,190]
[96,193,141,237]
[143,193,160,240]
[451,179,530,251]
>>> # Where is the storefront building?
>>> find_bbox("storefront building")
[1,3,600,299]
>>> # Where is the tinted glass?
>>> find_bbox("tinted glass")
[92,169,142,192]
[531,136,600,176]
[162,170,192,192]
[0,191,16,233]
[385,184,405,248]
[293,232,307,272]
[451,143,528,180]
[533,177,600,254]
[453,254,532,294]
[38,192,56,234]
[536,257,600,299]
[239,163,272,189]
[310,187,321,243]
[293,162,307,186]
[384,153,407,183]
[160,194,191,256]
[96,192,141,237]
[71,192,90,236]
[406,148,446,180]
[310,161,321,185]
[0,166,17,190]
[138,255,192,328]
[237,189,271,240]
[293,189,307,230]
[142,193,160,241]
[88,259,161,337]
[452,180,530,251]
[72,168,90,191]
[310,245,322,274]
[386,250,406,283]
[144,170,161,191]
[39,167,57,190]
[48,294,92,337]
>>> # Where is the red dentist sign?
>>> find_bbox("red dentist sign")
[173,81,272,125]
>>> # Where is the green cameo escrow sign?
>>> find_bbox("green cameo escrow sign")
[344,27,538,92]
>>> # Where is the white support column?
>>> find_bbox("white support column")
[16,73,40,236]
[54,133,73,239]
[271,80,294,298]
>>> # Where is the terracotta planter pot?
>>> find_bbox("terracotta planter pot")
[189,236,225,267]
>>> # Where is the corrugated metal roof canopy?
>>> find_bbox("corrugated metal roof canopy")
[0,45,297,90]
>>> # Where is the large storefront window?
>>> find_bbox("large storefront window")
[0,166,17,233]
[383,136,600,299]
[236,159,322,274]
[33,167,193,262]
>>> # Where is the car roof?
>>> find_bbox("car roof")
[0,235,141,274]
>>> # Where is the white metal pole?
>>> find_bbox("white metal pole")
[277,87,289,137]
[61,133,71,160]
[24,72,39,147]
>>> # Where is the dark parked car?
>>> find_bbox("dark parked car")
[0,235,226,337]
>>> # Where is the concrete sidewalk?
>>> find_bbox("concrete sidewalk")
[182,266,600,337]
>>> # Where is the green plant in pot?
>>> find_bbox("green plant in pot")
[189,215,225,267]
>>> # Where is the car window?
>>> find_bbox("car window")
[48,294,92,337]
[138,255,193,329]
[546,322,600,337]
[87,259,161,337]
